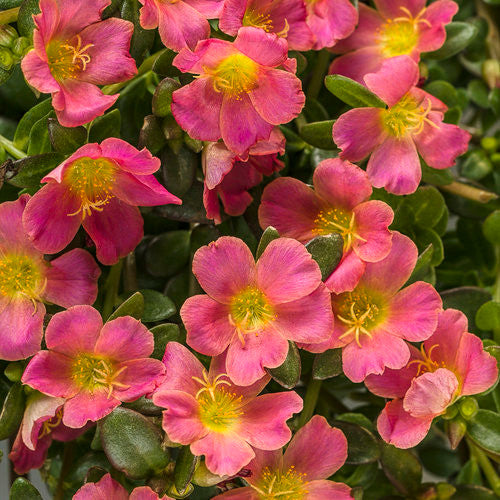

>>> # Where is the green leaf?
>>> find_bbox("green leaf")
[13,98,52,150]
[452,485,498,499]
[424,80,459,108]
[312,349,342,380]
[9,478,42,500]
[152,49,181,77]
[0,382,25,440]
[0,0,24,8]
[267,341,301,389]
[150,323,182,360]
[17,0,41,39]
[26,112,53,155]
[476,301,500,331]
[138,115,166,155]
[174,446,199,495]
[425,22,478,60]
[145,230,191,278]
[299,120,336,150]
[161,144,198,197]
[325,75,386,108]
[420,161,454,185]
[467,409,500,456]
[88,109,121,142]
[380,443,422,496]
[152,77,181,117]
[306,233,344,280]
[405,186,446,229]
[415,228,444,267]
[483,210,500,245]
[256,226,280,259]
[467,80,490,108]
[8,152,64,188]
[48,118,87,154]
[138,289,176,322]
[332,420,380,465]
[108,291,144,321]
[406,244,434,285]
[99,407,169,479]
[461,150,493,181]
[120,0,154,62]
[123,396,163,416]
[489,87,500,116]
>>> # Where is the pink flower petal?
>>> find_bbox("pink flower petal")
[245,448,283,486]
[99,138,160,175]
[202,142,236,190]
[173,39,234,74]
[234,27,288,67]
[328,46,384,84]
[306,481,353,500]
[417,0,458,52]
[130,485,171,500]
[21,51,60,94]
[0,195,31,250]
[186,0,224,18]
[218,0,246,35]
[45,305,102,357]
[43,249,100,308]
[82,198,143,265]
[333,107,386,162]
[283,415,347,479]
[73,473,128,500]
[190,431,255,476]
[113,358,165,401]
[95,316,155,360]
[213,488,259,500]
[373,0,425,19]
[203,182,222,224]
[403,368,458,418]
[257,238,322,304]
[63,389,120,428]
[192,236,256,303]
[10,431,52,475]
[325,251,366,294]
[240,391,302,449]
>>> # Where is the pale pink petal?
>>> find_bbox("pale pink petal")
[203,142,236,190]
[306,481,353,500]
[113,358,165,401]
[234,26,288,67]
[325,251,366,294]
[44,305,102,356]
[73,473,128,500]
[240,391,302,449]
[328,47,384,84]
[21,51,60,94]
[417,0,458,53]
[257,238,322,304]
[63,390,120,428]
[43,249,100,308]
[283,415,347,479]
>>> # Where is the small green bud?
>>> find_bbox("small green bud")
[442,404,458,420]
[436,482,456,500]
[167,483,194,499]
[11,37,31,58]
[0,24,18,48]
[0,47,14,70]
[192,461,228,487]
[4,362,23,382]
[459,397,479,420]
[483,59,500,89]
[491,152,500,167]
[481,137,498,153]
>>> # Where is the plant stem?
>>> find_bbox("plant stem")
[54,442,75,500]
[439,181,498,203]
[306,50,331,100]
[467,438,500,495]
[102,259,124,320]
[0,7,19,24]
[297,378,322,428]
[0,134,26,160]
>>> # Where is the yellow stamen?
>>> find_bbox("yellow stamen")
[251,466,308,499]
[47,34,93,81]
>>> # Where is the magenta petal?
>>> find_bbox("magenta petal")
[245,448,283,486]
[100,138,160,175]
[385,281,442,341]
[0,297,44,361]
[21,51,60,94]
[191,431,255,476]
[73,473,128,500]
[377,399,432,449]
[257,238,322,303]
[283,415,347,479]
[45,305,102,356]
[44,249,100,308]
[240,392,302,449]
[82,198,143,265]
[307,481,353,500]
[234,27,288,67]
[374,0,425,20]
[95,316,154,360]
[22,351,78,398]
[113,358,165,401]
[325,251,366,294]
[10,431,52,475]
[418,0,458,52]
[219,0,246,35]
[0,195,31,249]
[192,236,256,302]
[63,390,120,428]
[329,47,384,84]
[23,183,81,255]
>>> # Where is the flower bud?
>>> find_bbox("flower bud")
[483,59,500,89]
[459,397,479,420]
[0,24,18,48]
[481,137,498,153]
[11,37,31,58]
[442,404,458,420]
[4,362,23,382]
[0,47,14,70]
[192,461,228,487]
[446,416,467,449]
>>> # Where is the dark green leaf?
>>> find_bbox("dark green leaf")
[9,478,42,500]
[88,109,121,142]
[120,0,154,61]
[136,289,176,322]
[425,22,478,59]
[405,186,446,228]
[256,226,280,259]
[13,98,52,150]
[476,301,500,331]
[108,291,144,321]
[467,80,490,108]
[26,112,52,155]
[145,230,191,278]
[312,349,342,380]
[7,152,64,188]
[17,0,40,39]
[306,233,344,280]
[421,161,454,185]
[152,49,181,77]
[48,118,87,154]
[483,210,500,245]
[174,446,199,494]
[161,144,198,197]
[152,77,181,117]
[267,341,301,389]
[299,120,336,150]
[0,382,24,440]
[406,244,434,285]
[452,485,497,499]
[325,75,386,108]
[380,443,422,496]
[138,115,166,154]
[123,396,163,416]
[332,420,380,465]
[150,323,181,360]
[467,409,500,456]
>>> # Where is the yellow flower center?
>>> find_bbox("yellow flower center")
[193,371,243,433]
[0,253,45,302]
[209,53,259,99]
[72,354,129,398]
[383,94,438,138]
[242,10,290,37]
[46,35,93,81]
[407,344,446,376]
[229,287,275,345]
[335,288,385,347]
[251,466,308,499]
[64,157,117,219]
[39,409,63,439]
[377,7,431,57]
[313,208,366,252]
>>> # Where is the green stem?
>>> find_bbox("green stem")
[0,134,26,160]
[306,50,331,100]
[297,378,322,428]
[102,259,124,320]
[0,7,19,24]
[439,181,498,203]
[102,49,166,95]
[467,438,500,495]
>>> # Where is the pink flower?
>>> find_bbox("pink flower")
[139,0,223,52]
[0,195,100,361]
[305,0,358,50]
[9,393,91,474]
[203,128,285,224]
[171,27,305,156]
[330,0,458,83]
[21,305,165,428]
[259,158,394,293]
[21,0,137,127]
[74,473,172,499]
[180,236,334,386]
[304,232,442,383]
[332,56,471,195]
[22,139,181,265]
[152,342,303,476]
[219,0,314,51]
[366,309,498,449]
[213,415,352,499]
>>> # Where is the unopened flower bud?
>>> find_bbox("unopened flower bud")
[0,24,18,48]
[446,417,467,449]
[459,397,479,420]
[483,59,500,89]
[481,137,498,153]
[4,361,23,382]
[11,37,31,58]
[442,404,458,420]
[0,47,14,70]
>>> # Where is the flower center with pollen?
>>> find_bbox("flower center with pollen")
[193,371,243,432]
[251,466,308,499]
[407,344,446,376]
[209,53,258,99]
[313,207,366,251]
[335,289,385,347]
[72,354,129,398]
[0,253,44,301]
[64,157,117,219]
[229,287,275,344]
[383,94,438,138]
[46,35,94,81]
[377,7,431,57]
